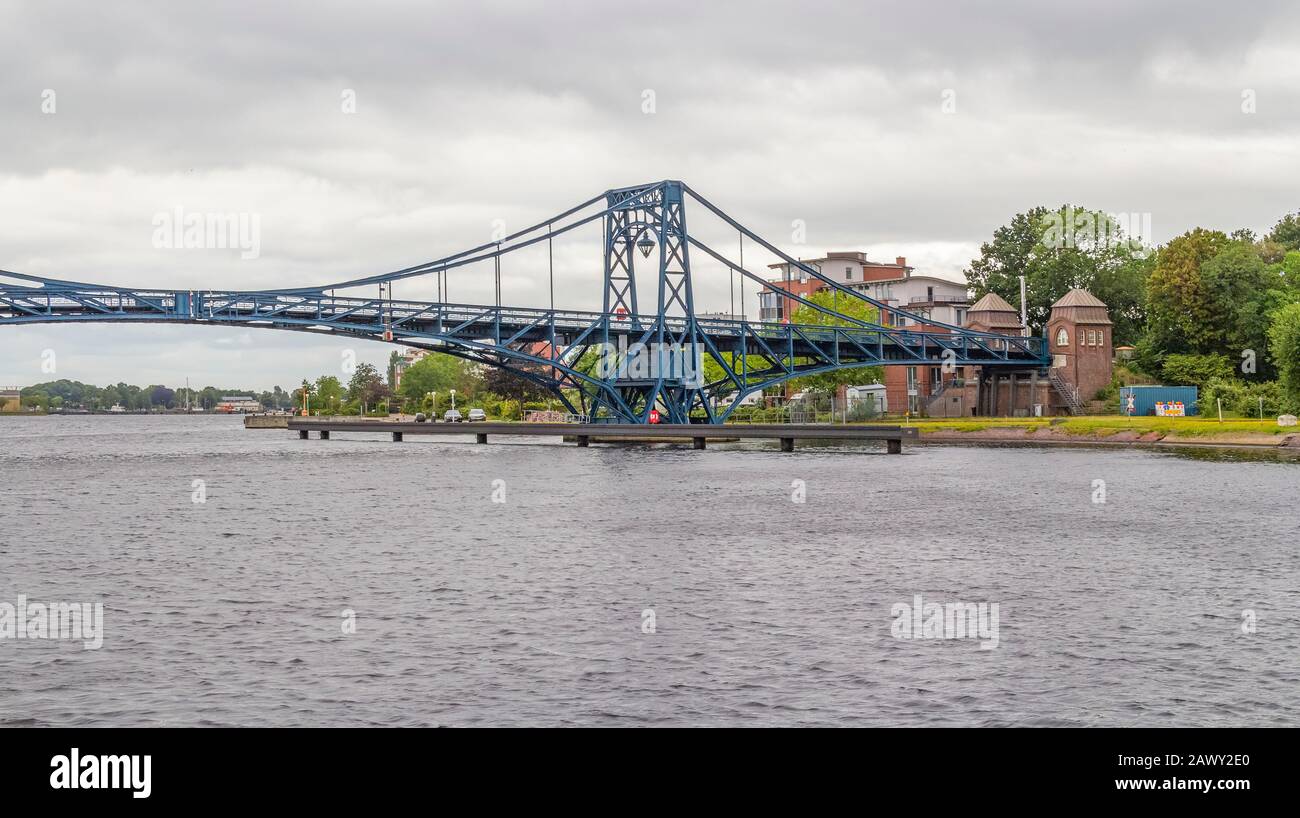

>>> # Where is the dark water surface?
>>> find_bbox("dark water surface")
[2,415,1298,726]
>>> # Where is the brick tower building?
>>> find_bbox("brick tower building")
[1045,289,1113,411]
[930,288,1113,417]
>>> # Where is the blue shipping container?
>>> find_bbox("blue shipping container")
[1119,385,1199,416]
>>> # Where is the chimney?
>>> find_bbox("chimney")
[895,256,907,267]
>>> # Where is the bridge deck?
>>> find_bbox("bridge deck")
[287,419,918,452]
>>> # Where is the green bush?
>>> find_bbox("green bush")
[1200,378,1290,417]
[1162,354,1234,390]
[845,401,880,422]
[729,405,758,422]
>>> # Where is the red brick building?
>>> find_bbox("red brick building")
[1045,289,1113,408]
[926,288,1114,417]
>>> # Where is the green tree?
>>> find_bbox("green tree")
[387,350,401,389]
[965,205,1149,342]
[1267,302,1300,412]
[149,385,176,409]
[1144,228,1230,355]
[1267,211,1300,252]
[786,290,884,392]
[1279,251,1300,291]
[1160,353,1233,390]
[398,354,473,404]
[482,365,549,417]
[314,375,344,413]
[347,363,388,409]
[1199,240,1282,377]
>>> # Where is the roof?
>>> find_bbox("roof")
[968,292,1018,313]
[1051,288,1107,308]
[767,253,909,270]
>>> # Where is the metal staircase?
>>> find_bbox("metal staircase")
[1048,369,1084,415]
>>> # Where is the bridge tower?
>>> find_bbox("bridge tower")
[593,181,710,423]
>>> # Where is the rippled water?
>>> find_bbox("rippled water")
[2,414,1298,726]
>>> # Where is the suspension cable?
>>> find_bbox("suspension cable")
[739,232,745,320]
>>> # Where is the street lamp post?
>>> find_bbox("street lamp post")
[450,389,457,411]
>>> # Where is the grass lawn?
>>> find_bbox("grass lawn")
[900,415,1292,438]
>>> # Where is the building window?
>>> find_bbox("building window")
[758,291,783,322]
[1056,328,1069,346]
[1088,330,1097,346]
[845,266,853,280]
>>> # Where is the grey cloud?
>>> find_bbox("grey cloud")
[2,0,1298,388]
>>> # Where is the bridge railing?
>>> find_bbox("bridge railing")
[3,282,1048,363]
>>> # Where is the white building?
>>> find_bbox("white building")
[761,251,969,326]
[216,396,262,413]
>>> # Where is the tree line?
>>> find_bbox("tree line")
[18,380,297,411]
[298,353,553,418]
[966,206,1300,413]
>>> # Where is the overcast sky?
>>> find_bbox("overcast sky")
[2,0,1298,390]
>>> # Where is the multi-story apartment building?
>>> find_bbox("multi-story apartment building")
[758,251,969,328]
[758,251,972,412]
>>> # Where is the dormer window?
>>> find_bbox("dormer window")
[1056,328,1069,346]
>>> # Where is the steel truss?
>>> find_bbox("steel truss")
[0,181,1047,423]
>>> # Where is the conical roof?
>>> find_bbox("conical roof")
[1051,288,1107,308]
[969,292,1017,312]
[1050,288,1111,324]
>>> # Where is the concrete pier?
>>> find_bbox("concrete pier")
[287,420,917,453]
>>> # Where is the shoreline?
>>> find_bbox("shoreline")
[913,425,1300,452]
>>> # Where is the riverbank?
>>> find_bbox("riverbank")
[904,416,1300,450]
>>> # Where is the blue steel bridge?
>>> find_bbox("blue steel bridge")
[0,181,1047,423]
